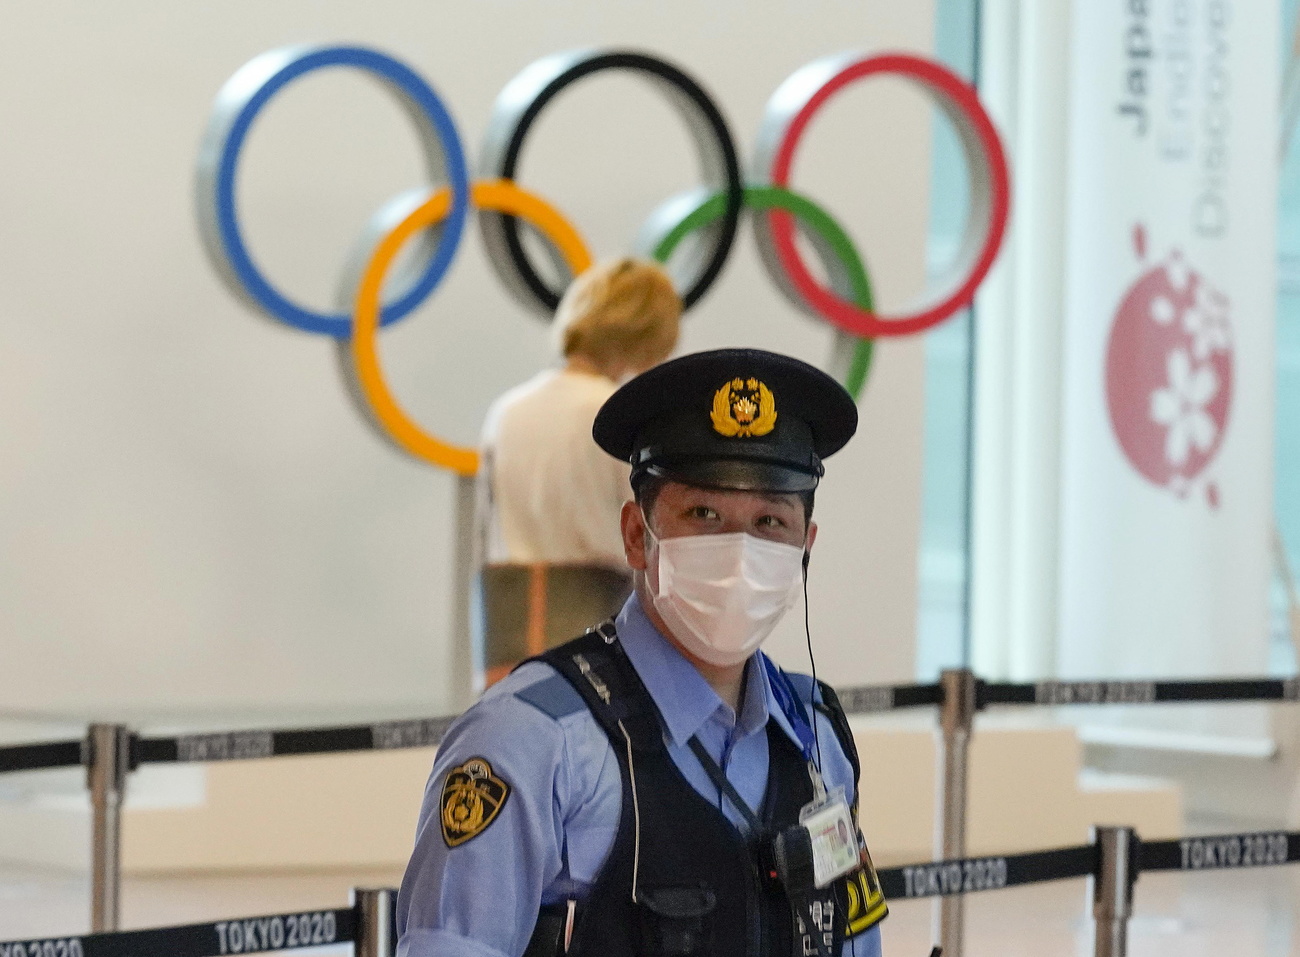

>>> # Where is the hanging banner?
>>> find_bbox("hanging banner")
[1057,0,1279,739]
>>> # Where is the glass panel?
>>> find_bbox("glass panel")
[916,0,980,680]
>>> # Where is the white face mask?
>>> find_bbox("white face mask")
[644,523,806,667]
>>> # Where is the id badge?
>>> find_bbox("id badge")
[798,787,858,888]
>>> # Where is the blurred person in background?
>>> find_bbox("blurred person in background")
[476,258,682,683]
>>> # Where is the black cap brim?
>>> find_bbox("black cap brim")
[638,457,820,493]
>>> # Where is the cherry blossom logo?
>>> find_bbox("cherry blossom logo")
[1105,225,1233,503]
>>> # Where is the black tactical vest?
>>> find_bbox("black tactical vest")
[523,626,877,957]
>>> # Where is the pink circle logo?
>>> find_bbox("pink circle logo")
[1105,225,1233,502]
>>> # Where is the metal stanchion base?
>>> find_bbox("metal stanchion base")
[352,887,397,957]
[1091,826,1136,957]
[934,669,977,957]
[86,723,130,933]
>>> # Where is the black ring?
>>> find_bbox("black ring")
[482,50,744,313]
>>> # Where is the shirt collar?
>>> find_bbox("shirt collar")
[614,593,805,751]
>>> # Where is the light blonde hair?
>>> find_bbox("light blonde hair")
[553,258,682,375]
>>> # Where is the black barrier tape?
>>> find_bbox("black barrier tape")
[5,672,1293,774]
[877,844,1097,900]
[874,829,1300,903]
[370,716,456,749]
[0,740,82,774]
[0,908,354,957]
[1141,831,1300,873]
[15,687,933,772]
[5,830,1298,957]
[137,716,457,765]
[982,677,1296,708]
[834,683,943,714]
[1134,678,1288,703]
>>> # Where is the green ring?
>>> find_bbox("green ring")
[651,185,876,400]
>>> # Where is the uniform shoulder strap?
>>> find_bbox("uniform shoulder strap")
[814,680,861,801]
[531,625,665,752]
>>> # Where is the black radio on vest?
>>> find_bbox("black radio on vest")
[521,626,886,957]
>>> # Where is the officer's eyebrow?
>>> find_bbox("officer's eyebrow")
[753,492,802,509]
[685,490,799,510]
[675,487,801,508]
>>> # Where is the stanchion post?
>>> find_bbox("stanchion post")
[1091,826,1136,957]
[935,668,977,957]
[451,471,478,706]
[353,887,397,957]
[85,723,130,932]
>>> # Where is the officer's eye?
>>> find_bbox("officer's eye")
[686,505,720,521]
[756,515,786,528]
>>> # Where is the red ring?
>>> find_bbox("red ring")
[766,53,1010,338]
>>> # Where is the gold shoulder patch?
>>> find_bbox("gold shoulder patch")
[440,757,511,847]
[711,377,777,438]
[843,844,889,936]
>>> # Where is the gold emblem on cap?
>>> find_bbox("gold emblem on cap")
[711,377,777,438]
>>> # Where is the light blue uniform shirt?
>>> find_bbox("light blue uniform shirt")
[397,594,884,957]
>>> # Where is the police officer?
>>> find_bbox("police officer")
[397,349,887,957]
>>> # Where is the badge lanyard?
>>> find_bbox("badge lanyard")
[760,654,826,797]
[689,655,832,826]
[685,654,821,830]
[762,655,861,893]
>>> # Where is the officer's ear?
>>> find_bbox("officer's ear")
[621,499,650,571]
[804,520,818,559]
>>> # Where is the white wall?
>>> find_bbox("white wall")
[0,0,936,725]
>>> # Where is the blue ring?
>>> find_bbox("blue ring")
[212,46,470,337]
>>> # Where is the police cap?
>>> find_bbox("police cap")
[592,348,857,493]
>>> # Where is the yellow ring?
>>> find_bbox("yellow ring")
[350,180,594,474]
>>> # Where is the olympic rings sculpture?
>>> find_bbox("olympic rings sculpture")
[197,44,1009,475]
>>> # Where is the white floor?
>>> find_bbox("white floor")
[1,857,1297,956]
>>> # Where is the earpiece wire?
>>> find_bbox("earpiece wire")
[803,561,823,771]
